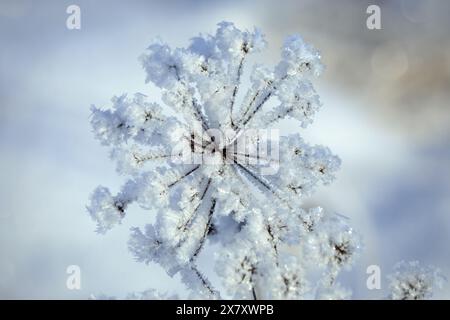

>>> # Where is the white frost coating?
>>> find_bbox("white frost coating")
[388,261,445,300]
[86,22,443,300]
[275,35,324,78]
[87,182,138,234]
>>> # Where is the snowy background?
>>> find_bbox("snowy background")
[0,0,449,299]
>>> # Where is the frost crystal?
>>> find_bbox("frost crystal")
[388,261,445,300]
[87,21,362,299]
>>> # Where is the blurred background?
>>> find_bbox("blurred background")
[0,0,449,299]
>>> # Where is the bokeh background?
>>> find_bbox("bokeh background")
[1,0,449,299]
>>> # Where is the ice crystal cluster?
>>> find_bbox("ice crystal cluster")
[387,261,444,300]
[86,22,442,300]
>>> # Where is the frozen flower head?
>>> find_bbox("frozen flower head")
[87,22,358,299]
[388,261,445,300]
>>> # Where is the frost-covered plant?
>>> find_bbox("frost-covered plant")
[388,261,444,300]
[87,21,363,299]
